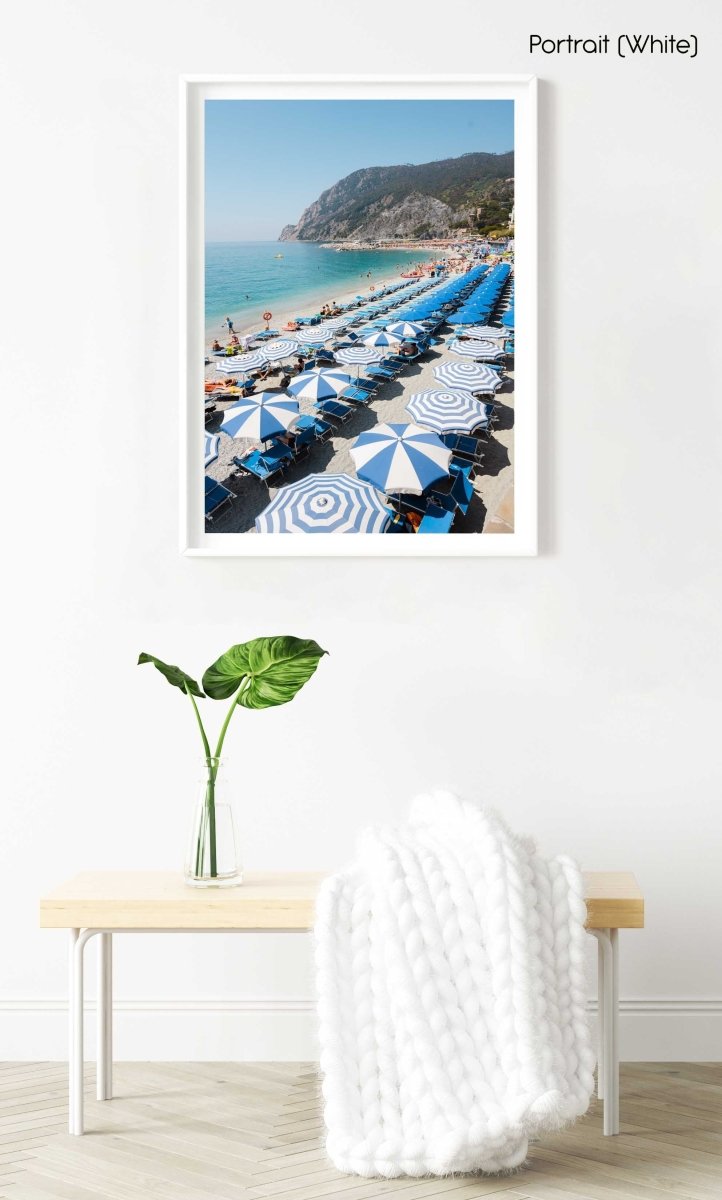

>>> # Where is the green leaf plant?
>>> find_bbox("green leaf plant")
[138,638,327,879]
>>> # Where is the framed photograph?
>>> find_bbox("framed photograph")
[182,75,537,556]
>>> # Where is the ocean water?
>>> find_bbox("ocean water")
[205,241,434,332]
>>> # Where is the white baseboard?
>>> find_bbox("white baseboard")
[1,998,720,1062]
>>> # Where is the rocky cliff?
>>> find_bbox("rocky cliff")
[279,151,514,242]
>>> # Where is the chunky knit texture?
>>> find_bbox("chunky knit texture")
[315,793,595,1177]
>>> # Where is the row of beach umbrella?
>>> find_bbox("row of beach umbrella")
[451,262,513,328]
[216,369,496,445]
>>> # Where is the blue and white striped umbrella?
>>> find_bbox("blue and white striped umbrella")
[406,389,492,435]
[386,320,426,339]
[220,390,299,441]
[295,326,336,344]
[433,360,501,394]
[460,325,505,340]
[215,350,267,375]
[450,339,505,360]
[287,368,352,402]
[256,473,389,535]
[362,330,402,349]
[204,433,220,468]
[351,423,451,496]
[260,337,300,361]
[335,345,383,367]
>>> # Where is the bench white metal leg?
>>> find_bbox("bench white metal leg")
[591,927,619,1135]
[68,928,79,1135]
[69,929,113,1135]
[98,932,113,1102]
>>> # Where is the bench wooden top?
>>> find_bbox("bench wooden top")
[40,870,643,931]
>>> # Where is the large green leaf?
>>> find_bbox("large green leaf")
[138,652,204,698]
[202,637,327,709]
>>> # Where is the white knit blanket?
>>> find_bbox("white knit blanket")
[315,793,595,1177]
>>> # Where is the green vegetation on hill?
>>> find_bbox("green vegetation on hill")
[280,150,514,242]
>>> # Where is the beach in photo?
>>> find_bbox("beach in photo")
[203,99,515,536]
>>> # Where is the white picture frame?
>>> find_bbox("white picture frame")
[182,74,537,556]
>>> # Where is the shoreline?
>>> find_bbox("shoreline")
[205,264,437,352]
[204,244,445,344]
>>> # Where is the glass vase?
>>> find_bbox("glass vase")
[185,758,243,888]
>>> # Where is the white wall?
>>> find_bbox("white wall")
[1,0,720,1061]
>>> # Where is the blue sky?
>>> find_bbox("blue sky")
[205,100,513,241]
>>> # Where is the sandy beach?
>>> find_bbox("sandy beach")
[204,263,515,536]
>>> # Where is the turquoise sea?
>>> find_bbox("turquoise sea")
[205,241,434,333]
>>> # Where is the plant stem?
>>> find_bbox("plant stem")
[186,681,246,882]
[184,684,216,879]
[195,800,206,876]
[185,685,212,761]
[213,681,248,766]
[206,769,217,877]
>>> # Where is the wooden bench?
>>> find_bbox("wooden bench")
[40,870,644,1137]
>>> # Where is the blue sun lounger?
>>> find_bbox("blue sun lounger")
[417,502,455,533]
[393,489,458,532]
[232,442,293,485]
[440,433,485,465]
[343,387,374,405]
[292,414,333,443]
[445,466,474,516]
[384,508,409,533]
[204,477,234,521]
[366,364,397,381]
[351,377,378,393]
[314,398,353,424]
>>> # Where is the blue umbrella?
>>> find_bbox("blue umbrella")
[261,337,300,362]
[215,350,267,377]
[255,473,389,534]
[296,326,336,344]
[406,389,493,435]
[460,325,505,339]
[433,360,501,394]
[362,330,402,349]
[501,310,515,328]
[287,368,352,402]
[386,320,426,339]
[335,345,383,377]
[350,423,451,496]
[336,346,383,366]
[451,339,505,360]
[220,390,299,442]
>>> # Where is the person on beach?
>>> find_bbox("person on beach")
[223,316,235,334]
[212,339,222,351]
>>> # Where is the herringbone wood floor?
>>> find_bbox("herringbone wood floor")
[1,1063,721,1199]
